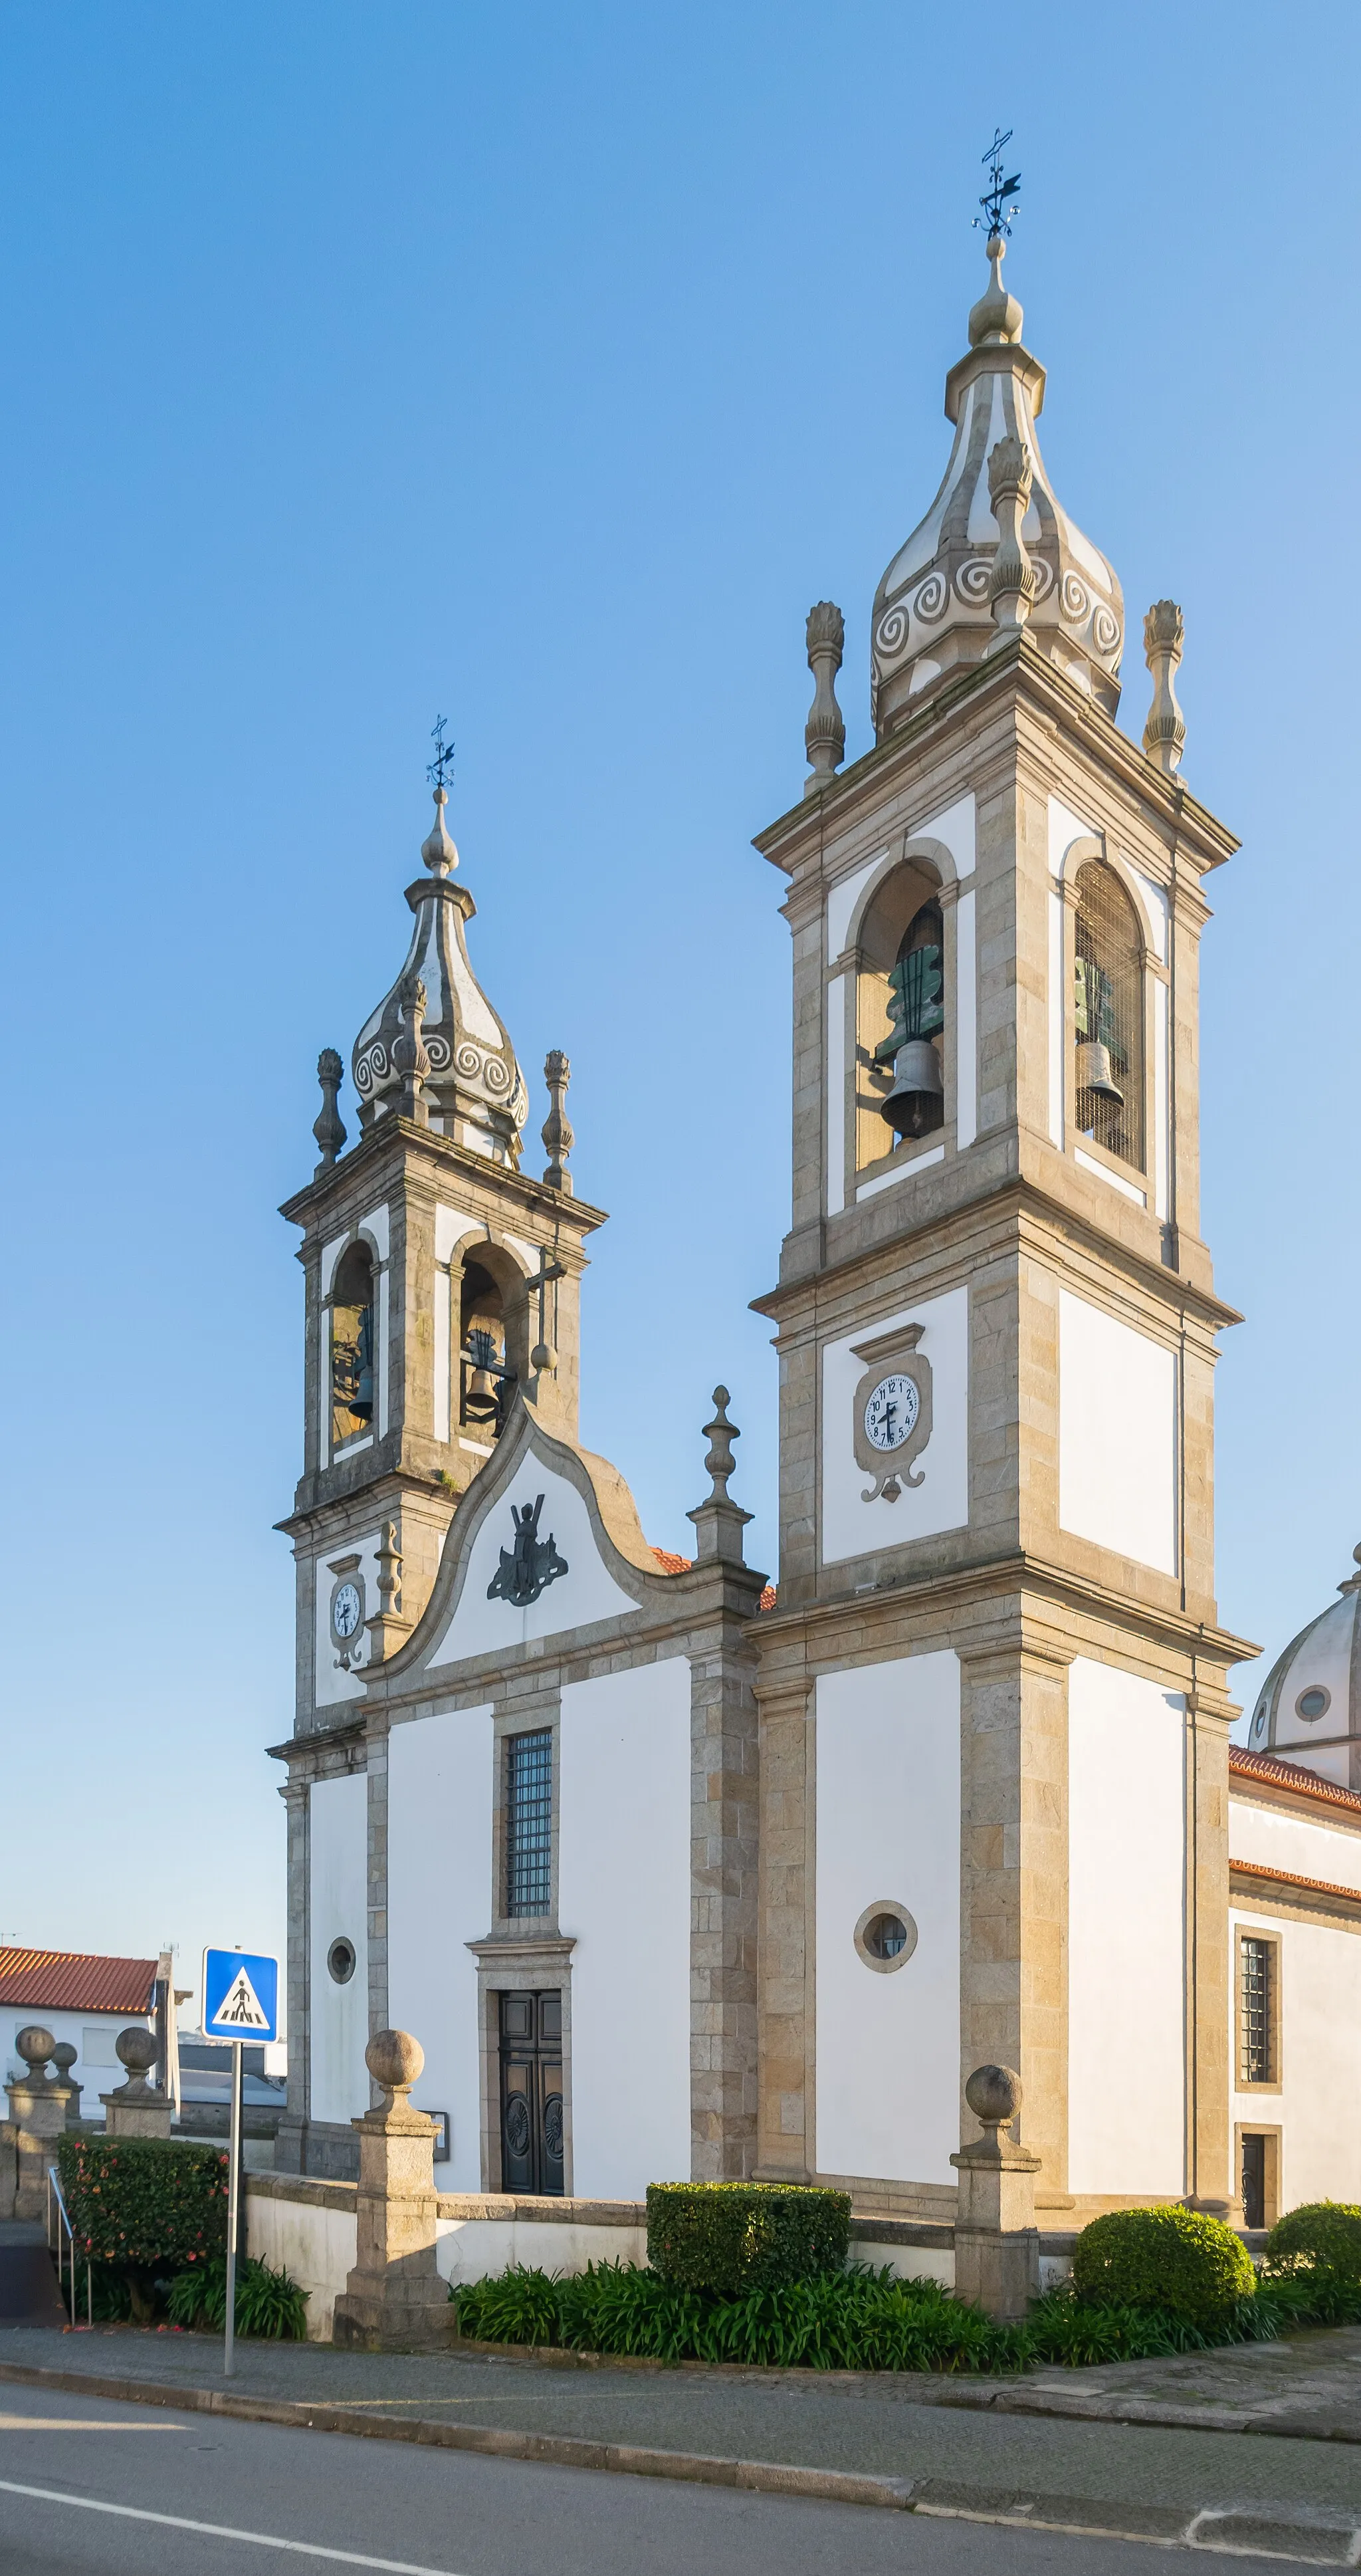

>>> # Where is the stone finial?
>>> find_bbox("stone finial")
[803,601,846,796]
[686,1385,754,1566]
[420,784,459,878]
[393,973,431,1125]
[542,1050,574,1193]
[366,2027,424,2105]
[986,437,1036,637]
[51,2042,76,2079]
[1338,1543,1361,1598]
[114,2026,159,2095]
[313,1047,347,1175]
[14,2026,55,2082]
[965,2062,1022,2139]
[968,232,1024,348]
[951,2062,1040,2322]
[1142,599,1186,776]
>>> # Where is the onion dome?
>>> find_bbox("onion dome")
[1245,1544,1361,1794]
[871,236,1124,736]
[352,788,528,1163]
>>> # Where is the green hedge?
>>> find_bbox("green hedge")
[646,2183,851,2295]
[55,2135,229,2272]
[1071,2206,1255,2330]
[1264,2202,1361,2286]
[165,2254,309,2339]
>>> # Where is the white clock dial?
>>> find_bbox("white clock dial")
[332,1581,363,1640]
[864,1373,919,1453]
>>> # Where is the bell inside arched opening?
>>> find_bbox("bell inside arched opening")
[877,897,946,1139]
[461,1260,515,1437]
[331,1242,375,1446]
[1073,860,1144,1170]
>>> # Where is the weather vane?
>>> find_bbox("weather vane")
[974,128,1021,240]
[427,715,455,794]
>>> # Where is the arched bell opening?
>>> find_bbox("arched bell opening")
[330,1242,375,1447]
[1073,859,1145,1171]
[855,860,947,1168]
[459,1252,524,1440]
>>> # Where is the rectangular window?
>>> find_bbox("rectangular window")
[505,1730,553,1918]
[1240,1936,1274,2084]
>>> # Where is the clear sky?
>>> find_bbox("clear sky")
[3,3,1358,2022]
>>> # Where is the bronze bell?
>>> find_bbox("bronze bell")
[1075,1039,1124,1107]
[350,1308,375,1421]
[464,1327,500,1419]
[880,1038,944,1138]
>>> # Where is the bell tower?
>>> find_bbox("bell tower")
[752,213,1253,2220]
[278,777,606,1738]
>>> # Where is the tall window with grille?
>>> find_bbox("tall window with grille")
[1239,1936,1275,2085]
[504,1730,553,1918]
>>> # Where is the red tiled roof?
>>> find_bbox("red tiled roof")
[648,1547,776,1611]
[0,1948,157,2015]
[1229,1747,1361,1819]
[1231,1857,1361,1909]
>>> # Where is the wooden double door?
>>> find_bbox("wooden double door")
[498,1991,564,2195]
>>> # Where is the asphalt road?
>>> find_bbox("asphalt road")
[0,2381,1315,2574]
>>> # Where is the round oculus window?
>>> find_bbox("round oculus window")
[327,1937,357,1985]
[1295,1686,1331,1722]
[854,1903,919,1972]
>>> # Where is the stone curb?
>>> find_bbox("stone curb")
[3,2357,1361,2561]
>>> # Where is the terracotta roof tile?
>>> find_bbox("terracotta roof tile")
[0,1947,157,2016]
[1229,1747,1361,1819]
[650,1548,692,1575]
[1230,1857,1361,1908]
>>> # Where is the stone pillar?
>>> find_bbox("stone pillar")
[100,2028,173,2140]
[3,2027,68,2221]
[331,2031,449,2350]
[950,2065,1041,2323]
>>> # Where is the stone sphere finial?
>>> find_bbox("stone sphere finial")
[965,2063,1022,2129]
[366,2028,424,2097]
[116,2026,159,2077]
[968,236,1023,348]
[51,2042,78,2075]
[15,2025,56,2079]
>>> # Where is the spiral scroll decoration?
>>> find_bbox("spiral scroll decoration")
[1060,571,1091,625]
[1091,603,1121,656]
[353,1042,389,1098]
[875,605,910,659]
[911,569,948,625]
[954,557,992,604]
[425,1033,452,1071]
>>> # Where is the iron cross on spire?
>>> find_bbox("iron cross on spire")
[974,128,1021,239]
[427,715,456,794]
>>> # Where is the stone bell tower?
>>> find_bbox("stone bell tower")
[752,218,1253,2220]
[278,778,606,1740]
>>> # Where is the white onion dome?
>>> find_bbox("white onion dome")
[1245,1545,1361,1794]
[871,237,1124,736]
[351,788,528,1163]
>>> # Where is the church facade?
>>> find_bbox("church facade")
[271,231,1361,2234]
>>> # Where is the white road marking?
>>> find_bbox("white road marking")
[0,2415,182,2429]
[0,2479,463,2572]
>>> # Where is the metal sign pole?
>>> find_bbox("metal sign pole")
[224,2040,242,2379]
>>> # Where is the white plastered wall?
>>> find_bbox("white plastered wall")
[815,1653,961,2185]
[1230,1907,1361,2209]
[1229,1798,1361,1895]
[821,1286,968,1564]
[1058,1289,1177,1576]
[308,1772,369,2128]
[429,1461,639,1665]
[1068,1658,1186,2195]
[387,1706,494,2193]
[558,1658,692,2196]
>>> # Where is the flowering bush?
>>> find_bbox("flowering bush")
[55,2135,229,2272]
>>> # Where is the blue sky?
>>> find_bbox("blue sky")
[3,3,1358,2012]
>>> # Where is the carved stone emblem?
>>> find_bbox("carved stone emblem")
[487,1494,568,1608]
[851,1324,934,1504]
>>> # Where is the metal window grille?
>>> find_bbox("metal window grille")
[505,1730,553,1918]
[1241,1937,1273,2084]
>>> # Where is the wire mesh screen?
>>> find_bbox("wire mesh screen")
[505,1730,553,1917]
[1240,1937,1273,2085]
[1073,862,1144,1170]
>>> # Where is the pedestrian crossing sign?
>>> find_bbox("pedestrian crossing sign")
[202,1947,280,2044]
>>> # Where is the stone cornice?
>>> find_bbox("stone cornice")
[754,634,1238,885]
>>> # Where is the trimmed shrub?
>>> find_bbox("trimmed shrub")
[165,2254,309,2340]
[646,2182,851,2295]
[1263,2202,1361,2287]
[1071,2206,1255,2331]
[55,2135,229,2274]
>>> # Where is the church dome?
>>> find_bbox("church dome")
[871,236,1124,737]
[351,787,528,1163]
[1245,1544,1361,1794]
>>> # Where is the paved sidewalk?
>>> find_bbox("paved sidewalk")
[6,2319,1361,2559]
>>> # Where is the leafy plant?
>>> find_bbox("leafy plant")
[1071,2206,1255,2331]
[1263,2202,1361,2289]
[56,2135,229,2273]
[645,2182,851,2295]
[165,2254,308,2339]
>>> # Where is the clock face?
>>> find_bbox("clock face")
[864,1373,920,1453]
[332,1581,363,1641]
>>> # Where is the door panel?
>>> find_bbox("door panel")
[498,1991,565,2196]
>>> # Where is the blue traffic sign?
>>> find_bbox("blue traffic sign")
[202,1948,279,2044]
